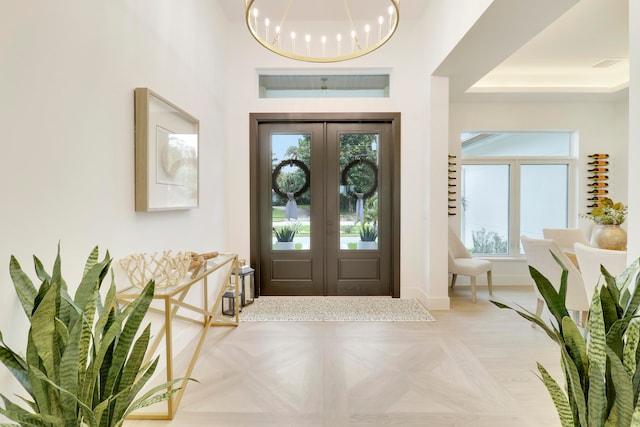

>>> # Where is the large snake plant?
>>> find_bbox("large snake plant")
[492,253,640,427]
[0,246,187,426]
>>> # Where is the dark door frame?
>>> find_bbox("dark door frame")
[249,112,401,298]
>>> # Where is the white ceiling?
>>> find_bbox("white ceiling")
[217,0,629,100]
[217,0,426,23]
[469,0,629,96]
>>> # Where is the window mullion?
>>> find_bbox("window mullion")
[510,160,521,256]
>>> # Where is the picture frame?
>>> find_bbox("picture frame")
[134,88,199,211]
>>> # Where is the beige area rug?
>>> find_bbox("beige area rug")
[239,296,435,322]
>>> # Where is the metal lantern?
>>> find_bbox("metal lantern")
[221,290,236,316]
[231,266,256,307]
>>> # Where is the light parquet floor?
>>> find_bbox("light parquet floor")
[124,286,563,427]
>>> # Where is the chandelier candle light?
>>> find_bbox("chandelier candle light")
[245,0,400,63]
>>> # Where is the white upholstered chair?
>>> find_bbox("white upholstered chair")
[542,228,591,269]
[542,228,590,251]
[448,226,493,303]
[574,242,627,303]
[521,235,589,325]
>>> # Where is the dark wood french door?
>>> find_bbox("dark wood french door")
[249,114,400,297]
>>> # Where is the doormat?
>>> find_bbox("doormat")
[239,296,435,322]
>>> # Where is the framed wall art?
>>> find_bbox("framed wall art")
[134,88,199,211]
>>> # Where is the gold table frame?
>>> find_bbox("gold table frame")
[116,253,239,420]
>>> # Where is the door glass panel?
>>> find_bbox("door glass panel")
[271,133,310,251]
[339,133,379,250]
[461,164,509,255]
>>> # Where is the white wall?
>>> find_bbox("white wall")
[0,0,228,399]
[628,0,640,261]
[450,97,630,284]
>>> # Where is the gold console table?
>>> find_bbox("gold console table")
[116,252,239,420]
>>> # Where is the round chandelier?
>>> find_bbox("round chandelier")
[245,0,400,63]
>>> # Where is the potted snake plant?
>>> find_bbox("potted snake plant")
[492,253,640,426]
[273,222,300,250]
[357,222,378,250]
[0,245,189,426]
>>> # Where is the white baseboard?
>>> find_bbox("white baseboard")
[403,287,450,310]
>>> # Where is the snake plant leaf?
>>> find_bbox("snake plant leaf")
[77,303,98,405]
[92,392,127,426]
[118,324,150,391]
[74,259,111,316]
[59,290,82,327]
[528,263,570,329]
[50,244,64,295]
[124,388,181,420]
[30,282,59,386]
[32,256,50,284]
[1,393,61,426]
[9,256,37,320]
[94,272,113,318]
[591,362,608,426]
[623,320,640,377]
[54,318,68,348]
[99,339,116,404]
[97,280,116,332]
[608,318,636,361]
[30,366,97,427]
[617,259,640,310]
[602,265,621,308]
[537,363,574,427]
[560,344,588,426]
[0,348,30,395]
[623,272,640,319]
[103,281,154,398]
[107,359,156,424]
[550,251,569,300]
[562,317,588,389]
[589,287,608,425]
[123,376,191,419]
[80,292,97,370]
[94,280,117,341]
[606,345,635,426]
[0,332,30,394]
[31,278,52,320]
[24,336,50,416]
[490,300,560,343]
[602,285,621,333]
[82,246,100,278]
[58,318,84,426]
[617,261,636,309]
[111,325,151,421]
[96,360,162,424]
[80,306,115,403]
[117,357,161,417]
[83,282,154,408]
[87,281,154,405]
